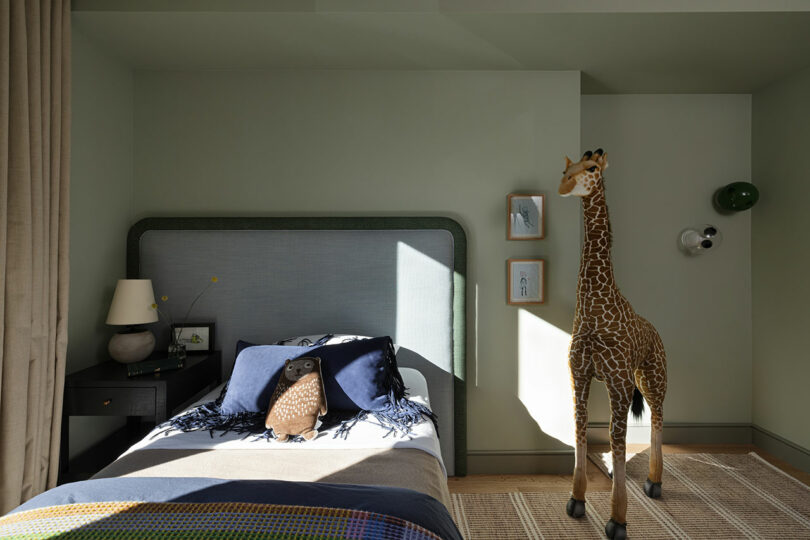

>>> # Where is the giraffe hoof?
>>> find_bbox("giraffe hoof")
[565,497,586,518]
[604,519,627,540]
[643,478,662,499]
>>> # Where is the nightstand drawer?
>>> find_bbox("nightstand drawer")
[66,387,156,416]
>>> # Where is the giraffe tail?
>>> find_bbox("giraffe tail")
[631,387,645,420]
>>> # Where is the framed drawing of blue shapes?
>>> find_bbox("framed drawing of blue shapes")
[508,193,545,240]
[507,259,545,305]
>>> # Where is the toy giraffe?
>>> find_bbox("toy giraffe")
[558,149,667,540]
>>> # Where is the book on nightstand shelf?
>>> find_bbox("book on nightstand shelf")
[126,356,184,377]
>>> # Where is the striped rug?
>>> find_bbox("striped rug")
[449,453,810,539]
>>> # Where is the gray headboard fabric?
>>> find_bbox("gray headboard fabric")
[127,217,466,476]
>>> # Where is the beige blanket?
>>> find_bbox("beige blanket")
[94,447,451,509]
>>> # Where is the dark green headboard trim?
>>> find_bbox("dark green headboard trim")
[127,216,467,476]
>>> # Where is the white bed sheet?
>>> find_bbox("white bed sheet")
[121,368,446,476]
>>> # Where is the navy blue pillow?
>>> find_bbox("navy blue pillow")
[235,339,256,358]
[308,336,403,412]
[220,345,309,415]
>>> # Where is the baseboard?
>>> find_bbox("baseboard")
[466,423,807,475]
[587,422,753,445]
[751,424,810,473]
[467,450,573,474]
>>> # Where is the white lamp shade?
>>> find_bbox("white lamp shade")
[106,279,159,326]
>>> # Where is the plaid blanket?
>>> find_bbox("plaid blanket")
[0,501,444,539]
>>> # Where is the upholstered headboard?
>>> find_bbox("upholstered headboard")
[127,217,466,475]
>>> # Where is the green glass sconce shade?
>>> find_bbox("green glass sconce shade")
[714,182,759,213]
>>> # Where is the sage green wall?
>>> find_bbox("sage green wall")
[132,74,760,458]
[69,27,134,457]
[69,63,763,462]
[582,95,753,426]
[752,67,810,450]
[132,70,582,454]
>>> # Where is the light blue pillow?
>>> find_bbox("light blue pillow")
[219,345,309,415]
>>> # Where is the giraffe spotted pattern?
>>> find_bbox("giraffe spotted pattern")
[560,149,667,540]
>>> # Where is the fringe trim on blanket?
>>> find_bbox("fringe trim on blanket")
[328,399,439,440]
[153,396,437,442]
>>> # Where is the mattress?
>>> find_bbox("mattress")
[93,367,451,508]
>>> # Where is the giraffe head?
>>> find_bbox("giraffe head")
[558,149,609,197]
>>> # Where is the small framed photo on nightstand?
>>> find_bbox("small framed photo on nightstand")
[172,323,215,353]
[508,193,545,240]
[508,259,545,305]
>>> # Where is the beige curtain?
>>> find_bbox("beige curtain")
[0,0,70,513]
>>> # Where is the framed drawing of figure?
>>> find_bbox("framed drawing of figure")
[507,259,545,305]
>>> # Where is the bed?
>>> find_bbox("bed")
[1,218,467,539]
[94,365,450,506]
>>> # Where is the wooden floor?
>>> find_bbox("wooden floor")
[448,444,809,493]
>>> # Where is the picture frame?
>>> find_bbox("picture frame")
[507,259,545,305]
[508,193,545,240]
[171,322,215,353]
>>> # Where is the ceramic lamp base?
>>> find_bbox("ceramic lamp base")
[109,329,155,364]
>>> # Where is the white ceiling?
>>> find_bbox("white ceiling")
[73,1,810,93]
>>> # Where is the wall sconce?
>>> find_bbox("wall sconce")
[714,182,759,213]
[679,225,722,255]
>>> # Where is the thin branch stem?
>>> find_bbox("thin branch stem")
[155,278,217,346]
[182,280,214,327]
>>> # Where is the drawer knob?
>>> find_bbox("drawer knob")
[103,399,112,406]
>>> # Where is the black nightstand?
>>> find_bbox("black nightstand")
[60,351,222,483]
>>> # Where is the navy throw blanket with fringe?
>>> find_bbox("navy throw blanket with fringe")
[155,336,438,442]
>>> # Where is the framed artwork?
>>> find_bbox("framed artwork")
[507,259,545,305]
[508,193,545,240]
[172,322,215,353]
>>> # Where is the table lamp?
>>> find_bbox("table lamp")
[106,279,159,363]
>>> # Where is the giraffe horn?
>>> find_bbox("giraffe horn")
[582,150,593,160]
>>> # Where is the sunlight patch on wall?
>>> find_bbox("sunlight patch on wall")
[473,283,479,386]
[517,308,575,447]
[627,407,651,444]
[395,241,452,369]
